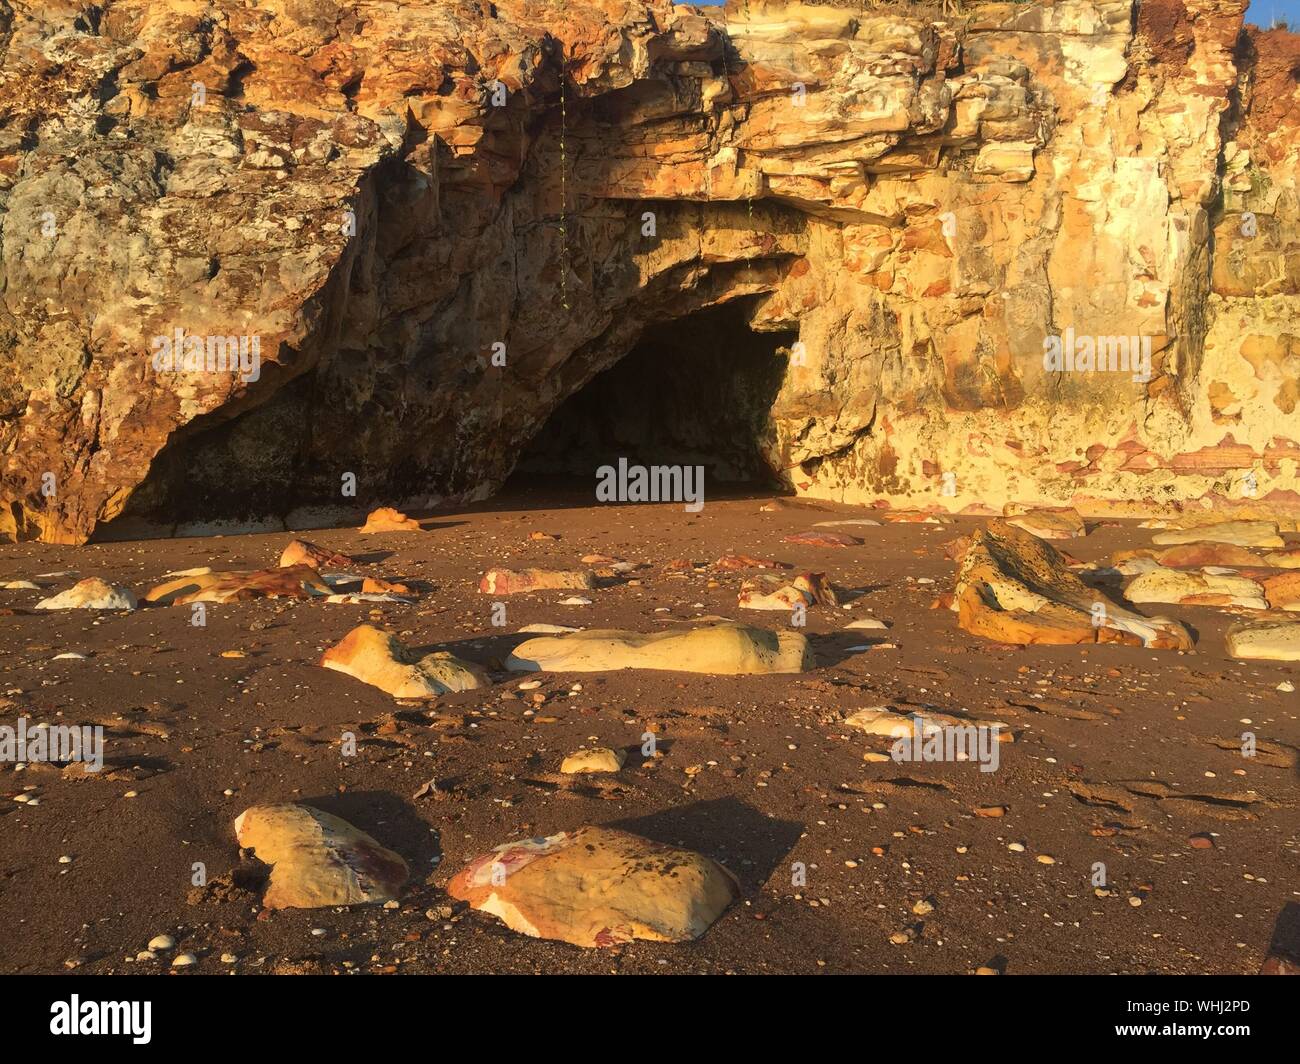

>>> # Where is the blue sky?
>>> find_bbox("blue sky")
[692,0,1298,28]
[1247,0,1300,26]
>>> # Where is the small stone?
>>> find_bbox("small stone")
[148,934,175,951]
[171,952,198,967]
[912,898,935,916]
[1188,833,1215,849]
[1007,842,1026,853]
[1036,854,1056,865]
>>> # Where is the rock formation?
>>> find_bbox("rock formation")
[233,804,409,909]
[1,1,1298,542]
[446,826,740,946]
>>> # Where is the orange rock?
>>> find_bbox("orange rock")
[1263,571,1300,610]
[360,507,421,534]
[446,826,738,947]
[955,522,1191,648]
[279,539,356,569]
[234,804,408,909]
[362,576,412,595]
[145,565,330,605]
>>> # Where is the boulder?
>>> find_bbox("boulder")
[1151,521,1284,548]
[738,571,836,610]
[506,623,813,675]
[145,565,330,605]
[234,804,408,909]
[1124,567,1267,609]
[560,747,626,774]
[1225,620,1300,661]
[446,826,739,947]
[35,578,137,611]
[479,568,597,594]
[1003,505,1086,539]
[278,539,356,569]
[1262,571,1300,610]
[360,507,421,534]
[320,624,490,698]
[955,522,1191,648]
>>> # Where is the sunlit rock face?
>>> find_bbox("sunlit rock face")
[0,0,1297,542]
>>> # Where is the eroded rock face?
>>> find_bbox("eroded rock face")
[506,623,814,674]
[955,521,1192,648]
[446,826,739,946]
[2,1,1299,542]
[234,804,408,910]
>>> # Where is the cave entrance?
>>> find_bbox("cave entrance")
[513,301,795,498]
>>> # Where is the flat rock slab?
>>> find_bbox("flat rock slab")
[505,623,813,675]
[1003,505,1086,540]
[1125,567,1267,609]
[145,564,330,605]
[1262,571,1300,610]
[1225,620,1300,661]
[446,826,739,947]
[1151,520,1284,548]
[956,521,1192,648]
[35,577,137,611]
[235,804,408,909]
[479,568,596,594]
[783,530,861,546]
[321,624,490,698]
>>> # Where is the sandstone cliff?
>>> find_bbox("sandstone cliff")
[1,0,1297,542]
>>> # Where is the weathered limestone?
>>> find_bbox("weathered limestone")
[1225,620,1300,661]
[1124,567,1268,609]
[479,569,597,594]
[234,804,408,909]
[34,578,137,611]
[1151,521,1284,548]
[560,747,626,774]
[145,565,330,605]
[446,826,739,946]
[1003,506,1086,540]
[1262,571,1300,610]
[279,539,356,570]
[738,571,836,610]
[320,624,490,698]
[506,623,813,674]
[2,2,1299,542]
[955,521,1192,648]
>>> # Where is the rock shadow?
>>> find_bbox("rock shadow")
[610,796,803,894]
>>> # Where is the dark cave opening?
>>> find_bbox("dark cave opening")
[513,301,796,493]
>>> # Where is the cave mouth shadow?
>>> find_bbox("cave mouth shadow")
[610,796,803,894]
[512,300,796,499]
